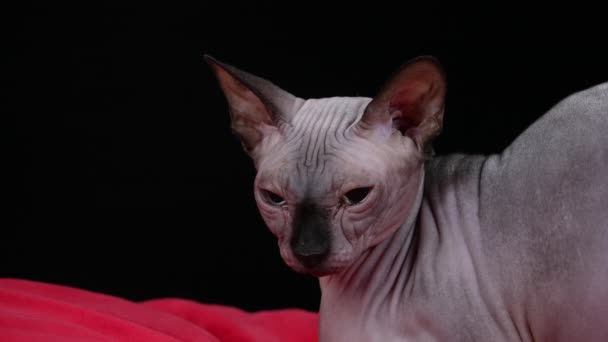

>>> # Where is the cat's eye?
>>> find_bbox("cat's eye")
[343,187,373,206]
[262,190,287,206]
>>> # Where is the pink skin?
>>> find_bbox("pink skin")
[253,125,424,276]
[208,55,608,341]
[205,55,443,278]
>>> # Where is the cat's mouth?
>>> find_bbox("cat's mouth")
[281,250,351,277]
[277,238,356,277]
[290,262,344,277]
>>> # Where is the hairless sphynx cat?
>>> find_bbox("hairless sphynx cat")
[205,55,608,341]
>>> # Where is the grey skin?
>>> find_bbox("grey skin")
[205,55,608,342]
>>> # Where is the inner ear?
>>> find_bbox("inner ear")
[359,56,446,149]
[389,77,442,134]
[391,110,419,136]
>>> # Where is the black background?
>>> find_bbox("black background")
[6,2,608,313]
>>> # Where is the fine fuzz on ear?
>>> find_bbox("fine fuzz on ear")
[359,56,446,153]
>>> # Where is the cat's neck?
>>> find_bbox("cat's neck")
[316,170,424,341]
[317,154,488,340]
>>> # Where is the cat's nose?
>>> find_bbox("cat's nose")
[290,201,331,267]
[292,247,328,267]
[290,229,330,267]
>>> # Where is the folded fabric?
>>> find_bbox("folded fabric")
[0,278,318,342]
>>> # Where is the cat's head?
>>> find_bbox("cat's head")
[206,55,445,276]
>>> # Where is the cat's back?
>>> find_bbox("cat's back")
[477,82,608,341]
[479,81,608,234]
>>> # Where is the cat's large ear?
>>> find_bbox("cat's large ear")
[357,56,446,155]
[205,55,302,155]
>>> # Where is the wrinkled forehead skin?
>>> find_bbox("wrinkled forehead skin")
[254,97,376,199]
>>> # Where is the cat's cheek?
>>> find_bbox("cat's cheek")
[345,193,384,236]
[256,203,289,239]
[338,215,381,253]
[335,211,358,243]
[278,245,297,269]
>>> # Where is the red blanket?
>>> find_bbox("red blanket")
[0,278,318,342]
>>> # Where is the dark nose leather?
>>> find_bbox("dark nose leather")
[290,201,331,267]
[292,244,329,267]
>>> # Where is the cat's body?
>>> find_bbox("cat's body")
[206,55,608,341]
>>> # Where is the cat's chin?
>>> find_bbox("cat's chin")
[280,247,354,277]
[307,268,341,277]
[285,261,348,277]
